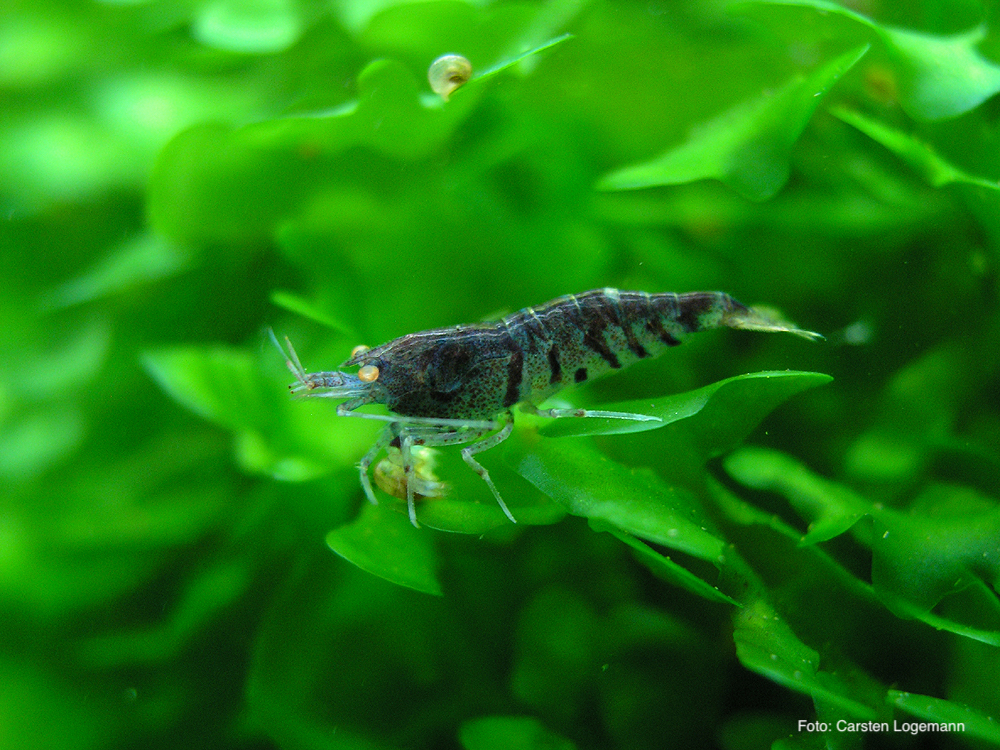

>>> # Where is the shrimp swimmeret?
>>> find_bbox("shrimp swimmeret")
[271,289,821,527]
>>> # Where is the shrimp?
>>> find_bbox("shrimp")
[270,289,820,526]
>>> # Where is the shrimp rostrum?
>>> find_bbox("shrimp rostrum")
[271,289,820,527]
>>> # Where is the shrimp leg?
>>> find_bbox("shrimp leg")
[522,403,662,422]
[357,428,395,506]
[459,418,516,524]
[387,417,506,526]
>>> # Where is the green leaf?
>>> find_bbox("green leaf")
[2,317,111,402]
[709,475,806,541]
[142,346,264,431]
[883,585,1000,647]
[843,341,981,485]
[506,435,725,561]
[41,232,190,310]
[708,476,884,610]
[871,486,1000,621]
[460,716,577,750]
[325,502,443,596]
[750,0,1000,120]
[193,0,303,54]
[884,25,1000,121]
[539,371,832,440]
[529,372,831,511]
[888,691,1000,743]
[734,598,879,720]
[724,447,869,544]
[831,107,1000,190]
[269,290,357,335]
[597,45,868,200]
[414,491,566,535]
[144,343,355,480]
[724,450,1000,643]
[150,36,572,245]
[601,524,740,605]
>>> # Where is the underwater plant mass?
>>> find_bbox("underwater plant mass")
[2,1,999,748]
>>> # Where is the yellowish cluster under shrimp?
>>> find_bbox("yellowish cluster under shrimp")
[374,445,450,501]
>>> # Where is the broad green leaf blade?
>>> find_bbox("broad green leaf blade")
[885,26,1000,122]
[143,346,265,431]
[6,317,110,401]
[724,447,870,544]
[41,232,189,310]
[597,46,868,200]
[601,524,740,605]
[539,371,831,439]
[150,36,572,245]
[888,691,1000,743]
[831,107,1000,190]
[871,489,1000,619]
[414,493,566,534]
[843,340,986,485]
[663,371,832,464]
[709,475,806,542]
[734,599,879,720]
[725,450,1000,642]
[506,435,725,561]
[751,0,1000,120]
[460,716,577,750]
[882,586,1000,647]
[0,404,84,483]
[1,318,106,481]
[193,0,303,54]
[144,342,369,481]
[708,477,882,606]
[325,502,442,596]
[269,290,356,334]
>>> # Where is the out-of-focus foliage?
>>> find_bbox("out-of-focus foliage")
[2,0,999,748]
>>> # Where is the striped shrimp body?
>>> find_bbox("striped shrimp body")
[272,289,820,526]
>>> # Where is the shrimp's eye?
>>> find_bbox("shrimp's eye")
[351,344,370,358]
[358,364,380,383]
[428,54,471,101]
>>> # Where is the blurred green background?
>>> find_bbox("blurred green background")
[2,0,999,748]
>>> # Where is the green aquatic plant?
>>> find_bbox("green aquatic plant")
[3,1,999,748]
